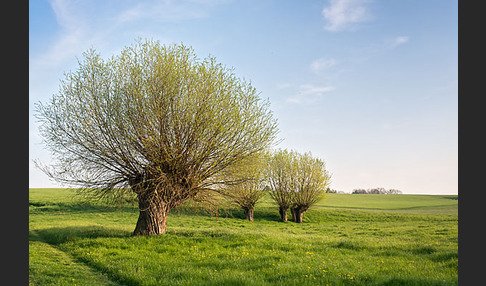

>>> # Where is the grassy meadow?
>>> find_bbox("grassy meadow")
[29,188,458,285]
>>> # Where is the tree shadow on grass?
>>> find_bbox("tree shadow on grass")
[31,225,131,245]
[171,205,282,223]
[216,207,282,223]
[29,201,138,214]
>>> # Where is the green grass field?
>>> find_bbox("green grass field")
[29,188,458,285]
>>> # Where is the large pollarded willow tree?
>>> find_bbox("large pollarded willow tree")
[35,39,279,235]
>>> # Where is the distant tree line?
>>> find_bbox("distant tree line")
[352,188,402,195]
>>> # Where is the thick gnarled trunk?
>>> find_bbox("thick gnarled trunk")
[279,207,288,222]
[291,207,304,223]
[243,207,254,222]
[132,193,169,236]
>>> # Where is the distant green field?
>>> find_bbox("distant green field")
[320,193,458,213]
[29,188,458,285]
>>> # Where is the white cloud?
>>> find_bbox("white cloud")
[299,84,334,95]
[117,1,203,24]
[116,0,232,25]
[50,0,84,29]
[322,0,372,32]
[33,0,88,67]
[310,57,338,72]
[343,35,411,64]
[387,36,410,48]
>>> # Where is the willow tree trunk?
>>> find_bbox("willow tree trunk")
[243,207,254,222]
[291,207,304,223]
[132,193,169,236]
[279,207,288,222]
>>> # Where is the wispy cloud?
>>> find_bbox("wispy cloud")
[33,0,88,67]
[310,57,338,73]
[299,84,334,96]
[387,36,410,48]
[322,0,372,32]
[33,0,231,69]
[116,0,229,25]
[345,35,411,64]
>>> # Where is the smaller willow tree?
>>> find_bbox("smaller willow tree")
[267,149,330,223]
[266,149,294,222]
[34,39,278,235]
[218,152,268,222]
[289,151,331,223]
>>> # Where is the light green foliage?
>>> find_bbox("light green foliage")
[218,152,269,218]
[30,189,457,285]
[266,149,295,210]
[267,149,331,222]
[290,151,330,211]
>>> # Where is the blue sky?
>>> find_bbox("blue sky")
[29,0,458,194]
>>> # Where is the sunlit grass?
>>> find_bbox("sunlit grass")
[29,188,458,285]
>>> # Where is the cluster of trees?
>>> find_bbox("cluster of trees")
[219,150,330,223]
[266,150,330,223]
[352,188,402,194]
[35,40,331,236]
